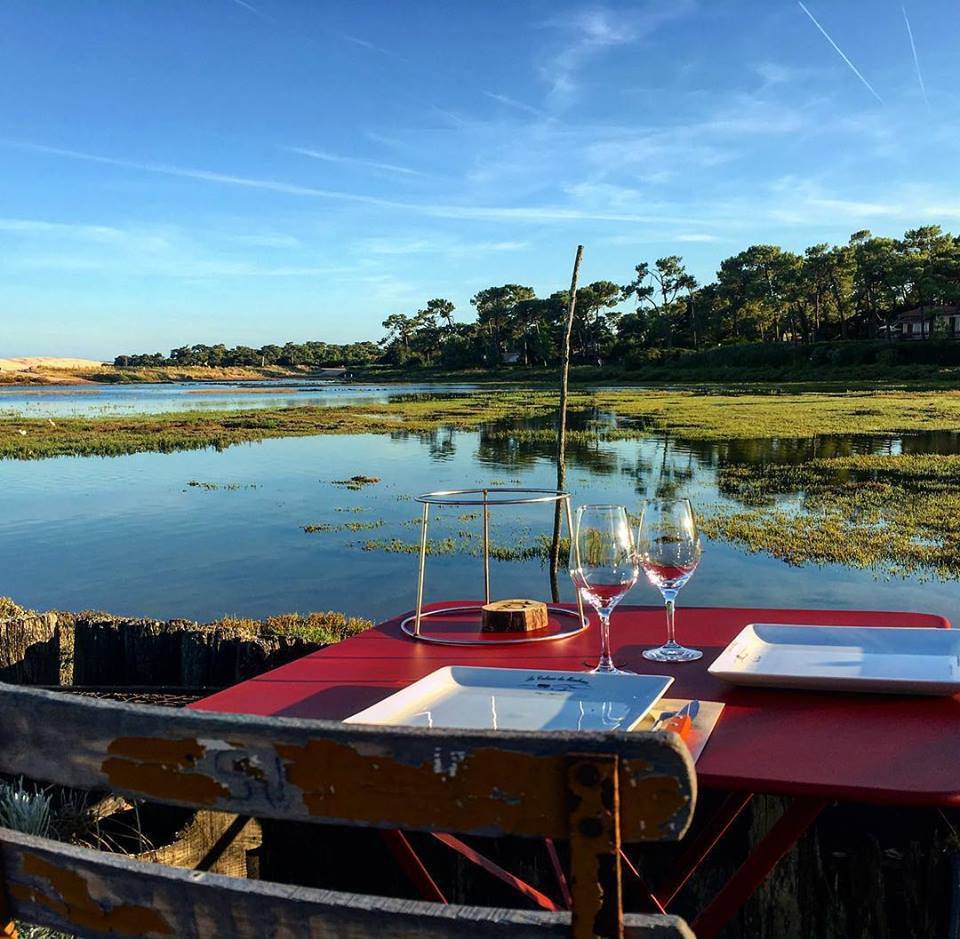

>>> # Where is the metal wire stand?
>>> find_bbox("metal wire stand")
[400,488,587,646]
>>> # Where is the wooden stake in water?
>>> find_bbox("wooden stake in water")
[550,245,584,601]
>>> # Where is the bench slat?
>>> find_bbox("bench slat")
[0,828,694,939]
[0,682,695,842]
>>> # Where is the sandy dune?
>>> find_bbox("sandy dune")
[0,356,105,373]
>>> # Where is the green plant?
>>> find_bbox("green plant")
[0,777,52,837]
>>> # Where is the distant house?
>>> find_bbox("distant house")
[894,305,960,340]
[502,352,521,365]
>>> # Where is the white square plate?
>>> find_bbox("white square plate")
[708,624,960,695]
[344,666,674,731]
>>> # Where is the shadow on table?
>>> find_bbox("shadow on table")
[269,683,395,721]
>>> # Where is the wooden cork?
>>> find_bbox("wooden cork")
[481,599,549,633]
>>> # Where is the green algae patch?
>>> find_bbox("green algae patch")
[702,454,960,579]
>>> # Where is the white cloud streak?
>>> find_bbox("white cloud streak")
[901,6,929,107]
[359,237,529,256]
[285,146,428,177]
[797,2,883,104]
[3,139,716,225]
[483,92,549,120]
[225,0,275,24]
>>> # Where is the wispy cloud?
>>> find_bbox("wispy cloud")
[220,232,301,248]
[339,33,403,59]
[3,138,715,225]
[0,217,123,241]
[483,92,549,120]
[676,233,721,242]
[752,61,827,87]
[284,146,428,178]
[543,3,695,105]
[2,139,398,205]
[225,0,275,24]
[359,237,529,257]
[901,6,929,108]
[797,2,883,104]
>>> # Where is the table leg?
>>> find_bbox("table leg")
[655,791,754,906]
[432,833,560,911]
[690,796,828,939]
[619,848,667,915]
[545,837,572,909]
[379,830,447,904]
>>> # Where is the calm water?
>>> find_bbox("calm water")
[0,383,958,626]
[0,380,491,417]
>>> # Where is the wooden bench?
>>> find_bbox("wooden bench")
[0,681,697,938]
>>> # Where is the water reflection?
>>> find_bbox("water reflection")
[1,392,959,625]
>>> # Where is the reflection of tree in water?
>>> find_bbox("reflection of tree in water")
[619,435,697,498]
[390,406,960,511]
[475,410,620,476]
[425,427,456,461]
[671,431,960,468]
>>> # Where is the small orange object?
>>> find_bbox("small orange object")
[661,714,693,739]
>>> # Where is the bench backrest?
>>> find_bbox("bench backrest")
[0,681,696,938]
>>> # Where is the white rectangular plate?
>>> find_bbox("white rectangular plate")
[344,666,674,731]
[709,624,960,695]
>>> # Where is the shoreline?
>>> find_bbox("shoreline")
[5,387,960,460]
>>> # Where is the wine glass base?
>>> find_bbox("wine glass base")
[590,665,636,675]
[642,644,702,663]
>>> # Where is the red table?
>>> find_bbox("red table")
[194,604,960,936]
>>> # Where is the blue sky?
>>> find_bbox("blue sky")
[2,0,958,358]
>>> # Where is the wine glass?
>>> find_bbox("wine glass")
[636,498,702,662]
[569,504,639,674]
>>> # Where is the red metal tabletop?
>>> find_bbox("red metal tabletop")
[193,604,960,807]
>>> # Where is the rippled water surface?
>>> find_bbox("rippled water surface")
[1,383,957,625]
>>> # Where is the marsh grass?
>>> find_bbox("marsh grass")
[362,533,570,563]
[303,519,384,533]
[0,596,30,618]
[212,610,373,644]
[702,454,960,579]
[187,480,258,491]
[332,475,381,490]
[592,389,960,440]
[0,391,565,460]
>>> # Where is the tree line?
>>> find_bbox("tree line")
[114,340,381,369]
[115,225,959,371]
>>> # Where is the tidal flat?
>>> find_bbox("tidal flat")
[7,387,960,459]
[2,382,960,624]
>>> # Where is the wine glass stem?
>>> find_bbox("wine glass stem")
[597,607,615,672]
[663,590,678,646]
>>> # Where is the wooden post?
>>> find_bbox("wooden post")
[550,245,584,602]
[566,752,622,939]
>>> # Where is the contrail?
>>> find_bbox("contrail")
[902,6,929,106]
[797,2,883,104]
[226,0,275,24]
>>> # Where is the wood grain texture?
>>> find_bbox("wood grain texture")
[0,681,695,842]
[481,599,549,633]
[0,828,694,939]
[135,811,260,879]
